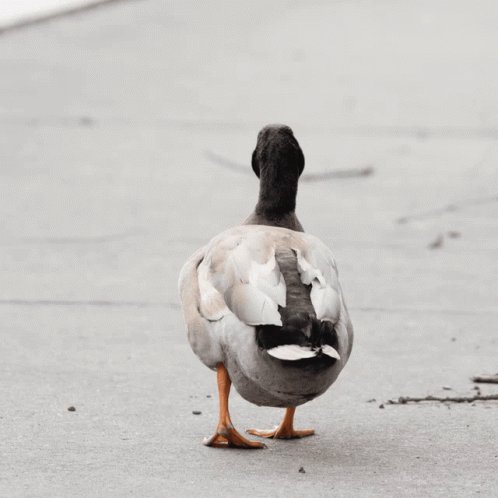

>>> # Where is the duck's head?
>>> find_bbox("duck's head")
[251,125,305,180]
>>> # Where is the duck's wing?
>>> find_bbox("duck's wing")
[200,228,287,327]
[178,247,225,368]
[292,232,342,323]
[178,228,287,368]
[292,232,353,362]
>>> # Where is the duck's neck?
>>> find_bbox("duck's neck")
[245,170,304,232]
[256,168,298,215]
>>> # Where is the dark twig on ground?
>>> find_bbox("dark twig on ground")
[204,150,374,181]
[471,374,498,384]
[300,167,374,181]
[386,394,498,405]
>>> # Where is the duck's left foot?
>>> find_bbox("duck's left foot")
[204,363,266,449]
[247,406,315,439]
[204,424,266,449]
[246,426,314,439]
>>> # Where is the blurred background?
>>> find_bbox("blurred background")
[0,0,107,29]
[1,1,497,496]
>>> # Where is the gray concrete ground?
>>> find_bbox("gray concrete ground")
[1,1,497,496]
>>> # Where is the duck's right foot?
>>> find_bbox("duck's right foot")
[246,406,314,440]
[246,426,314,439]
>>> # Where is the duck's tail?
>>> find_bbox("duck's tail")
[255,315,340,362]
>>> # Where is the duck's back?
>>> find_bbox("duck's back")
[179,225,353,407]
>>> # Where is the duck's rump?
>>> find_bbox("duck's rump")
[222,322,344,407]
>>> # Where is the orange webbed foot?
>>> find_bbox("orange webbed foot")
[247,407,315,440]
[205,363,266,449]
[204,424,266,449]
[246,426,315,439]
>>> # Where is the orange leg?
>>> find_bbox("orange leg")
[204,363,266,449]
[247,407,315,439]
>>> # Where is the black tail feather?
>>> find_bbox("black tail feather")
[256,313,338,351]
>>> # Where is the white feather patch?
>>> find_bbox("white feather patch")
[197,262,230,320]
[224,283,282,326]
[310,284,341,321]
[248,250,286,308]
[295,249,325,286]
[266,344,316,360]
[321,345,341,360]
[267,344,341,361]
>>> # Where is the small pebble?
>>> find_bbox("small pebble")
[298,467,306,474]
[67,406,76,412]
[378,404,385,409]
[428,234,444,249]
[192,410,202,415]
[442,386,452,391]
[367,398,376,403]
[206,395,212,398]
[447,230,461,238]
[79,116,94,126]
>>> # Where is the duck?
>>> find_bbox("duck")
[179,124,353,449]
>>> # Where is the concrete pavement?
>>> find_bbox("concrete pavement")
[1,1,497,496]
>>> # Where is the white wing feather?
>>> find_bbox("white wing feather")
[198,262,230,321]
[321,345,341,360]
[267,344,341,361]
[267,345,316,360]
[310,284,341,322]
[295,242,341,322]
[248,251,286,308]
[201,230,286,326]
[224,283,282,326]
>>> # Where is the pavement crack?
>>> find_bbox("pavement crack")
[1,299,492,316]
[17,230,144,245]
[396,194,498,224]
[351,305,498,317]
[0,299,179,309]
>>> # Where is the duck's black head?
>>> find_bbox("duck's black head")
[245,125,305,230]
[251,124,305,180]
